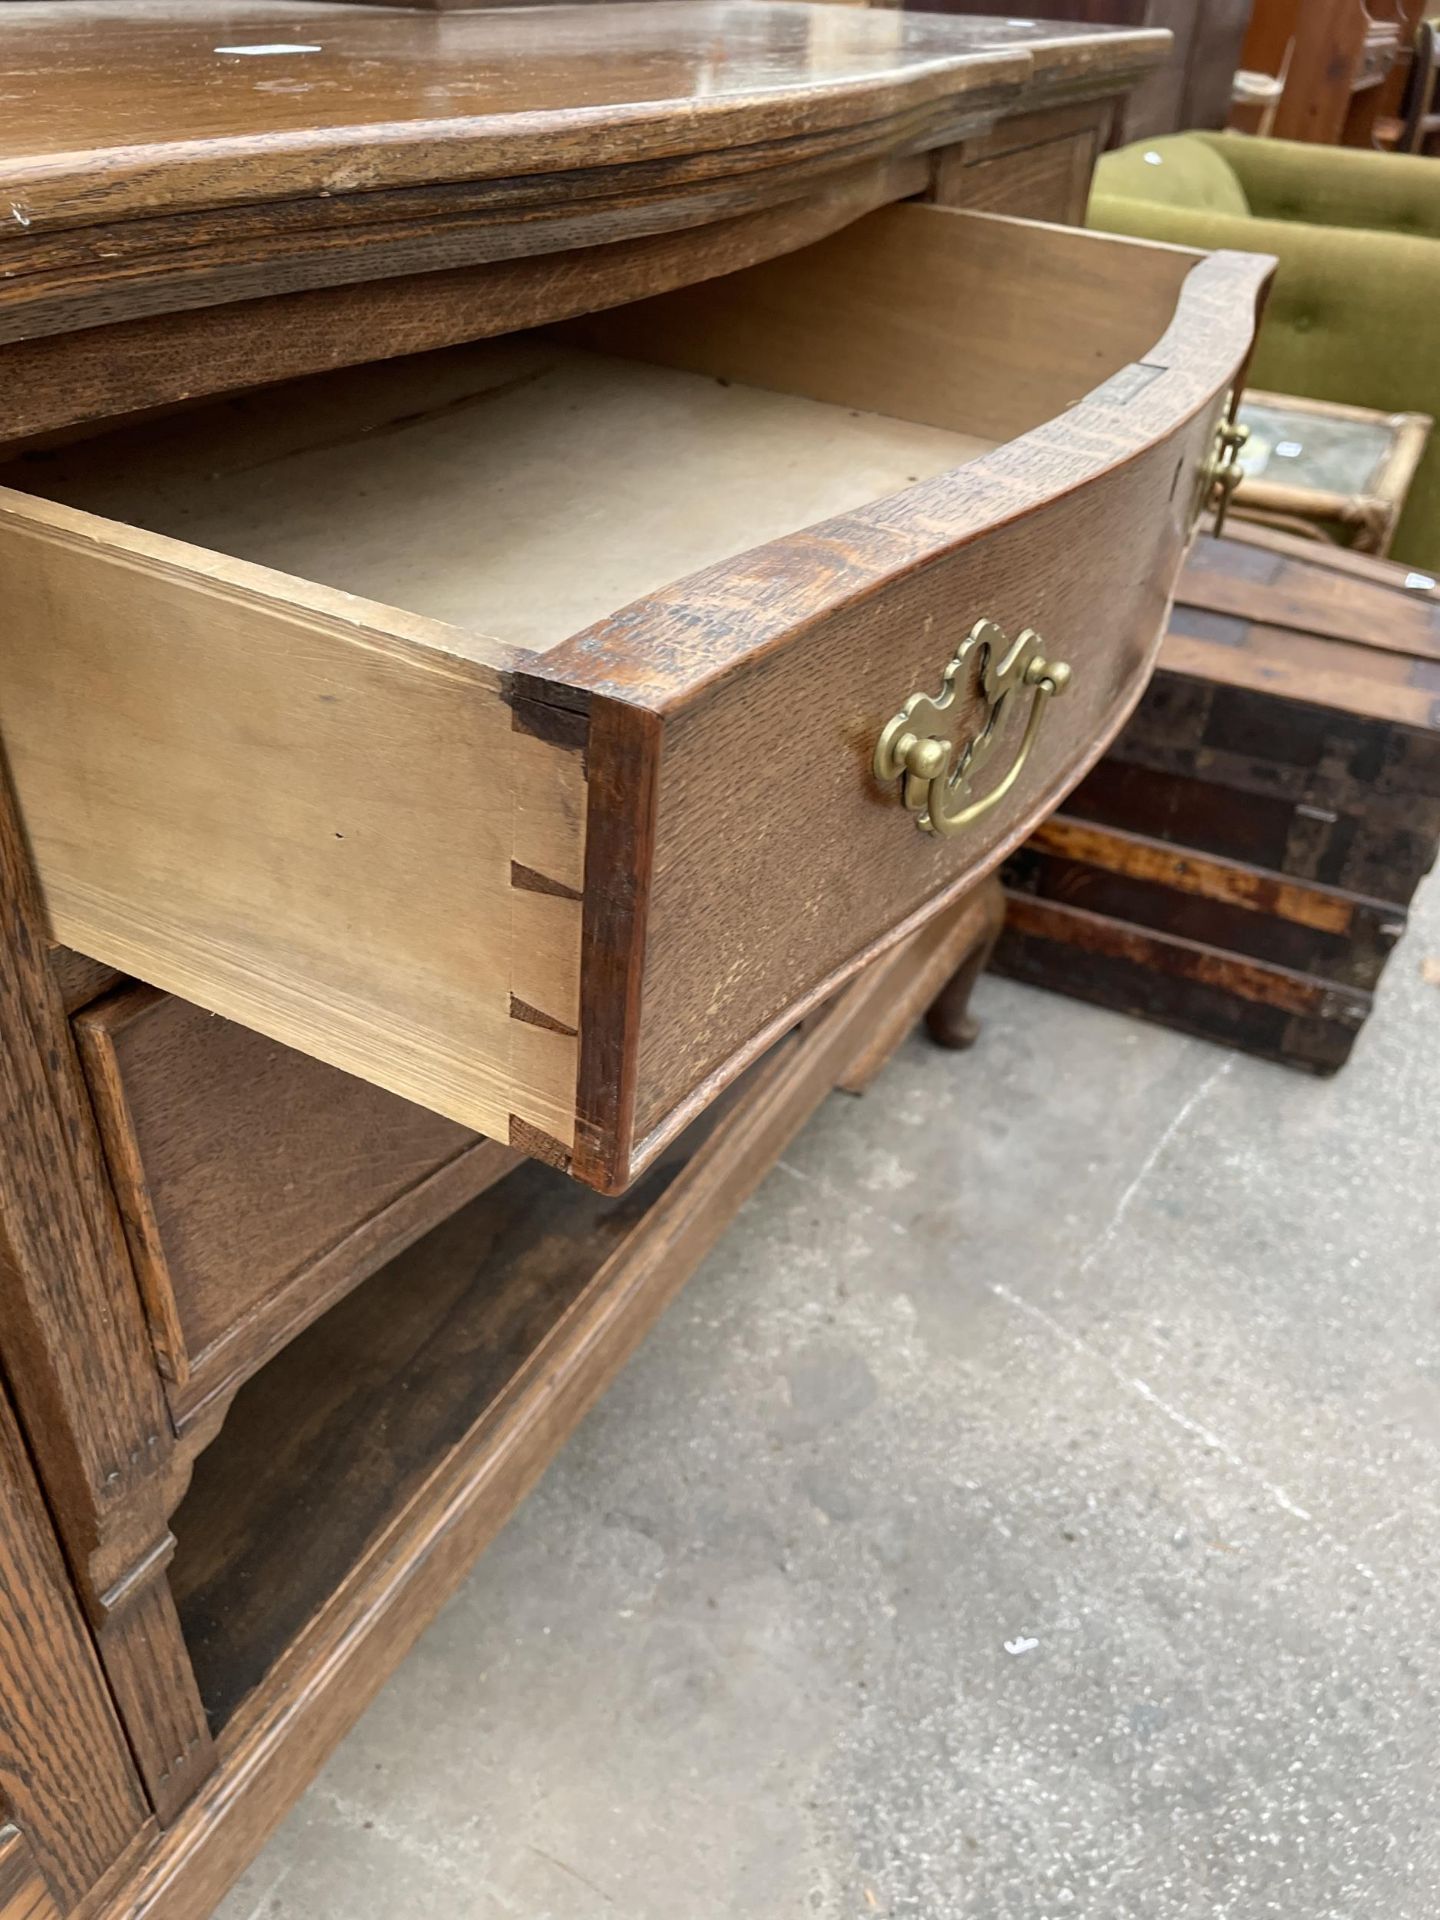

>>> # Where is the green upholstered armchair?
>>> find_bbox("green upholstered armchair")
[1088,132,1440,569]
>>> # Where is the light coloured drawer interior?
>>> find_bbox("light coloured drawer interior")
[0,205,1270,1189]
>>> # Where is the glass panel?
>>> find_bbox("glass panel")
[1236,399,1397,497]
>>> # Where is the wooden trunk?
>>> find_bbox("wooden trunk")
[993,524,1440,1071]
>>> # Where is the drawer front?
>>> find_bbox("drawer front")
[1,206,1270,1196]
[552,206,1272,1180]
[74,986,521,1424]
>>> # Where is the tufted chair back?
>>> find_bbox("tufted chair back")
[1088,132,1440,569]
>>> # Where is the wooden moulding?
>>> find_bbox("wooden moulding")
[0,206,1272,1197]
[0,2,1168,346]
[0,1378,149,1911]
[78,894,963,1920]
[0,754,215,1827]
[0,157,926,446]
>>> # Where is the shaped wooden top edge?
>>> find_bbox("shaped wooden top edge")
[540,241,1273,718]
[0,4,1169,233]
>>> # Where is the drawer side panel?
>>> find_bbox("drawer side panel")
[0,497,584,1149]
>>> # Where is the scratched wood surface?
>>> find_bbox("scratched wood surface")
[0,3,1165,344]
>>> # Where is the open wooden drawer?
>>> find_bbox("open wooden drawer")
[0,205,1271,1192]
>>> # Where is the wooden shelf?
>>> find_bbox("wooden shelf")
[170,1134,701,1731]
[162,884,995,1754]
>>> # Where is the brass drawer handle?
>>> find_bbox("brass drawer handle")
[873,618,1071,838]
[1208,416,1250,535]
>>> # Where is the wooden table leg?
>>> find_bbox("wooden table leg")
[924,874,1006,1052]
[838,877,1006,1094]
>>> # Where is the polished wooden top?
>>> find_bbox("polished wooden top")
[1,3,1166,223]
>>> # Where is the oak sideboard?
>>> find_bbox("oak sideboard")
[0,8,1270,1915]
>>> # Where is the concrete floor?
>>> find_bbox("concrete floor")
[219,870,1440,1920]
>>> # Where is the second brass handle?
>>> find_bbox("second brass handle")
[1208,416,1250,535]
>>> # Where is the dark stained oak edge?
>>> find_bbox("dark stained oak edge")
[0,96,1009,348]
[13,55,1020,230]
[71,911,954,1920]
[0,156,927,446]
[565,696,664,1195]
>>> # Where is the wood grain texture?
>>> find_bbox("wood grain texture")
[0,1829,59,1920]
[0,3,1165,212]
[927,99,1113,222]
[1005,816,1404,988]
[0,494,584,1152]
[994,891,1371,1074]
[551,208,1272,1176]
[563,202,1198,450]
[998,519,1439,1066]
[0,2,1166,343]
[0,752,214,1824]
[73,985,522,1425]
[1,205,1268,1193]
[0,1382,146,1908]
[1068,527,1440,903]
[1181,529,1440,667]
[0,157,927,445]
[6,337,984,652]
[83,923,936,1920]
[931,130,1098,222]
